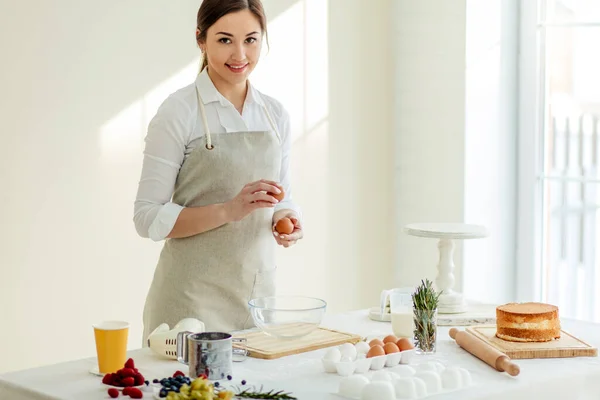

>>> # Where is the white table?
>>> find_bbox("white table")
[1,310,600,400]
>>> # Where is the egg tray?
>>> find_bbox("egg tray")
[322,349,416,376]
[334,361,475,400]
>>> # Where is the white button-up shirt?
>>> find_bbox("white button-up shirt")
[133,69,300,241]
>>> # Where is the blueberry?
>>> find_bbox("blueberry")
[241,380,247,385]
[159,389,167,398]
[153,379,159,384]
[145,380,149,386]
[214,382,220,387]
[227,375,232,381]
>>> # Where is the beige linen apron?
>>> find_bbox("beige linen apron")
[142,84,281,343]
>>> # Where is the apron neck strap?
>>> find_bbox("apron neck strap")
[195,84,281,150]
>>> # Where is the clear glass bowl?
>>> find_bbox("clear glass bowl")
[248,296,327,339]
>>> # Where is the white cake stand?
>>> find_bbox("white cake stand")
[404,223,489,314]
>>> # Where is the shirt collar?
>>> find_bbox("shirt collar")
[195,68,265,108]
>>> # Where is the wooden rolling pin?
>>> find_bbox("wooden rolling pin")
[449,328,520,376]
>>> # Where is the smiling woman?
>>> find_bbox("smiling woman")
[196,0,269,113]
[134,0,304,343]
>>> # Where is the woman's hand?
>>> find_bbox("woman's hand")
[272,209,303,248]
[224,180,281,222]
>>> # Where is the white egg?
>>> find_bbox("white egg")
[360,381,395,400]
[354,341,371,355]
[339,375,370,398]
[339,343,358,360]
[340,355,353,363]
[323,347,342,362]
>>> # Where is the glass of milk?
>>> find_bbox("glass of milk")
[389,290,414,338]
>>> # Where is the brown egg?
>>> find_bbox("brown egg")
[275,218,294,234]
[366,344,385,358]
[396,337,414,351]
[383,342,400,354]
[383,334,398,344]
[369,338,385,348]
[268,186,285,202]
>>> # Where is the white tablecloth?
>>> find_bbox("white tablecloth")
[1,309,600,400]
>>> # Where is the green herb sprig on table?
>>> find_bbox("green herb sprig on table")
[412,279,442,352]
[225,384,298,399]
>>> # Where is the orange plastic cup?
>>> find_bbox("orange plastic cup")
[93,321,129,374]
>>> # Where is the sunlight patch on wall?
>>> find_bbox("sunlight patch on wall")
[99,59,200,162]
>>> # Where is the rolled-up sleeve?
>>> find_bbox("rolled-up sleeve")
[273,107,303,220]
[133,95,192,241]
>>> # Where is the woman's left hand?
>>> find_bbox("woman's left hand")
[272,210,303,248]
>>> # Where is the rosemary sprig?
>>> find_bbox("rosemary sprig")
[412,279,442,352]
[221,384,297,399]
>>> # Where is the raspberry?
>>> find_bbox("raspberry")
[107,388,119,398]
[120,368,136,378]
[125,358,135,369]
[197,373,208,380]
[134,373,145,386]
[173,370,185,378]
[128,388,143,399]
[123,387,131,396]
[122,377,135,387]
[102,374,113,385]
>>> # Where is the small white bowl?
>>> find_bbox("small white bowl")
[384,352,402,367]
[400,348,416,364]
[369,355,387,370]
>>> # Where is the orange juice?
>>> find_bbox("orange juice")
[93,321,129,374]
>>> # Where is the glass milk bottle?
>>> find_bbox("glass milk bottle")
[389,291,415,338]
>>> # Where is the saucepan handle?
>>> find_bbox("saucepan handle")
[176,331,192,365]
[232,337,247,362]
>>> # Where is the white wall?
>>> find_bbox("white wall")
[392,0,468,289]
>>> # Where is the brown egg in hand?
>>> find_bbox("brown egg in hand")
[383,334,398,344]
[369,338,385,348]
[396,337,414,351]
[383,342,400,354]
[366,344,385,358]
[275,218,294,234]
[268,186,285,202]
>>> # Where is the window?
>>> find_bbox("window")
[519,0,600,321]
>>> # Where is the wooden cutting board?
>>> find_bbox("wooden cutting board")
[466,325,598,359]
[233,323,362,360]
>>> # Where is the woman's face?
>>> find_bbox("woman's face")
[199,10,263,85]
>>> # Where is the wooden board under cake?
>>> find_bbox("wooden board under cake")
[466,325,597,359]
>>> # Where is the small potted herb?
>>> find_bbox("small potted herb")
[412,279,442,354]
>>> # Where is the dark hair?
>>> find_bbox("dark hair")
[196,0,269,71]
